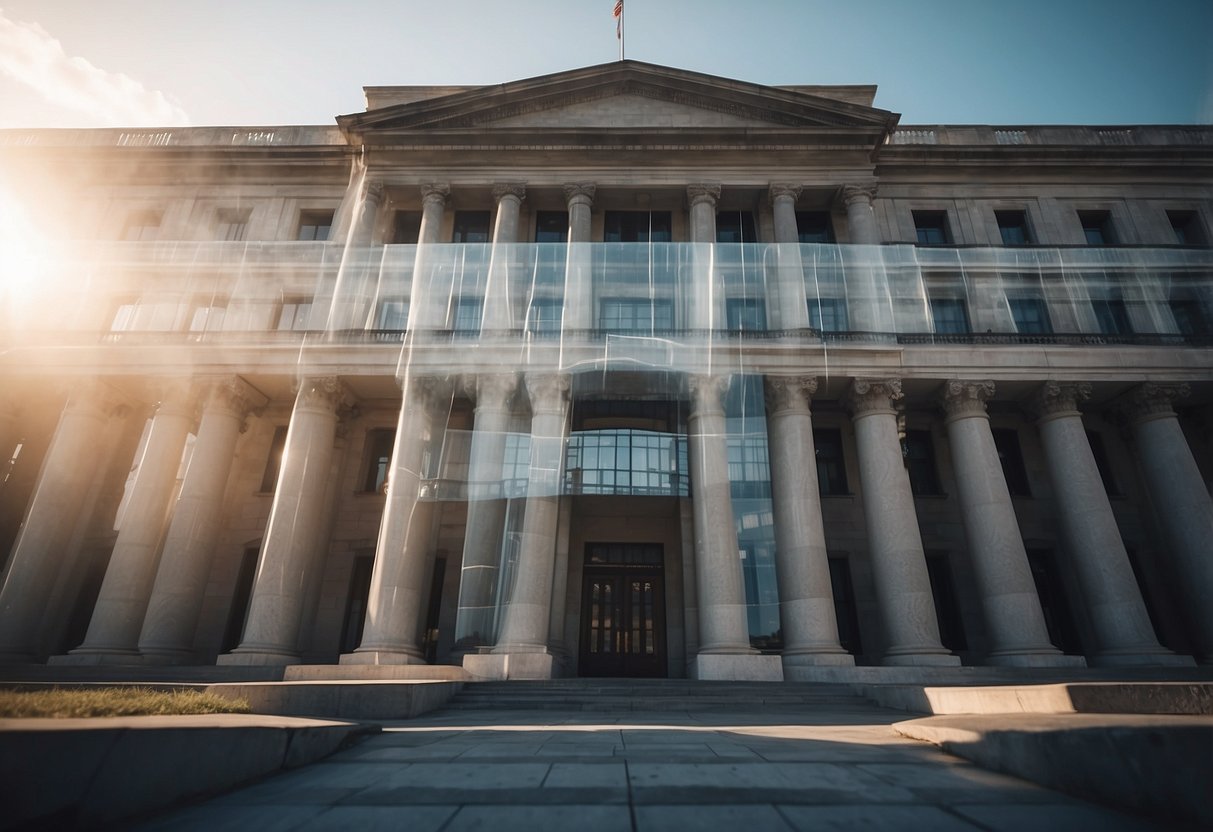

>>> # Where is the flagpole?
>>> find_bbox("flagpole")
[619,2,625,61]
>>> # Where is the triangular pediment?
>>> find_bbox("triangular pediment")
[338,61,898,137]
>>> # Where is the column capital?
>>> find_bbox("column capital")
[1028,381,1091,422]
[401,373,453,407]
[687,183,721,208]
[1116,382,1189,426]
[563,183,596,204]
[839,181,878,207]
[363,179,386,204]
[768,183,803,205]
[63,379,132,420]
[688,373,730,416]
[206,375,268,418]
[293,375,354,413]
[492,183,527,203]
[940,380,995,422]
[420,182,450,203]
[525,373,571,414]
[474,373,517,413]
[763,375,817,415]
[846,378,903,417]
[148,378,200,420]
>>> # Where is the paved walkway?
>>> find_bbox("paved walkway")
[135,702,1171,831]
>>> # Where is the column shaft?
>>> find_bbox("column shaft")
[409,184,450,333]
[769,185,810,330]
[687,185,721,332]
[563,183,596,332]
[482,184,526,332]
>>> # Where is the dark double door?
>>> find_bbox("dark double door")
[579,543,667,678]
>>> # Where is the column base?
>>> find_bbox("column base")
[48,648,143,666]
[986,649,1088,668]
[781,649,856,670]
[339,650,427,666]
[217,648,301,666]
[1089,649,1196,668]
[881,649,962,667]
[690,653,783,681]
[137,648,197,665]
[463,651,553,680]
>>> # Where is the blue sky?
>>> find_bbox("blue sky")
[1,0,1209,128]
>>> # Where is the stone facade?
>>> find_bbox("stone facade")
[1,62,1210,679]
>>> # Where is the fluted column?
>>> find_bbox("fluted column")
[768,184,810,331]
[343,375,449,665]
[848,379,958,666]
[839,182,888,333]
[219,377,351,665]
[408,183,451,334]
[138,377,266,663]
[57,381,198,663]
[563,183,596,332]
[1030,382,1189,666]
[493,373,571,662]
[481,183,526,332]
[0,384,127,663]
[764,376,852,671]
[942,381,1078,667]
[687,184,721,334]
[1118,383,1213,662]
[453,373,517,652]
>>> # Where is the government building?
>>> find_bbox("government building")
[0,62,1209,681]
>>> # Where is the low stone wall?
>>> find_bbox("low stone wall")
[205,679,462,719]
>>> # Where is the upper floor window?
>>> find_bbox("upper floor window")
[716,211,757,243]
[726,298,766,332]
[452,297,482,334]
[796,211,834,244]
[1008,295,1052,334]
[604,211,672,243]
[995,210,1031,245]
[991,428,1031,497]
[188,300,226,333]
[808,298,849,332]
[1167,211,1207,247]
[1078,210,1115,246]
[1170,297,1210,336]
[929,297,969,334]
[814,429,849,495]
[375,299,409,331]
[260,426,288,493]
[109,299,138,331]
[392,211,422,244]
[912,211,950,245]
[277,299,313,331]
[215,209,250,242]
[1092,295,1132,335]
[363,429,396,494]
[452,211,491,243]
[296,210,333,241]
[526,298,564,336]
[599,298,674,333]
[905,430,943,496]
[535,211,569,243]
[122,210,162,241]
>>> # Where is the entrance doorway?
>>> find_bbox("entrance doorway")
[578,543,666,677]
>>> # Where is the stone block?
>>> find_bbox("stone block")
[688,653,783,681]
[463,652,554,680]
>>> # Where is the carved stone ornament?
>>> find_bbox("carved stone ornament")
[491,183,527,203]
[687,373,730,414]
[763,375,817,414]
[768,184,803,205]
[839,182,878,207]
[940,380,995,421]
[293,376,353,412]
[64,379,130,420]
[475,374,518,411]
[363,179,386,205]
[563,183,596,204]
[525,373,572,412]
[148,378,200,420]
[1118,382,1190,425]
[420,183,450,203]
[686,183,721,208]
[846,378,903,417]
[1027,381,1092,421]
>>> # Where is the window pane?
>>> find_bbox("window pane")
[930,297,969,334]
[604,211,672,242]
[995,210,1029,245]
[453,298,482,333]
[452,211,490,243]
[297,210,334,241]
[726,298,766,332]
[716,211,757,243]
[808,299,849,332]
[913,211,949,245]
[376,300,409,330]
[535,211,568,243]
[1009,297,1051,334]
[796,211,834,243]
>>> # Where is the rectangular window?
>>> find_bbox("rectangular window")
[452,297,483,334]
[726,298,766,332]
[905,429,943,496]
[296,210,333,241]
[808,298,849,332]
[716,211,757,243]
[109,300,139,332]
[276,299,313,331]
[535,211,569,243]
[929,297,969,334]
[452,211,491,243]
[1078,210,1115,246]
[603,211,672,242]
[363,429,396,493]
[526,298,564,336]
[1008,296,1052,334]
[375,299,409,331]
[260,426,288,493]
[796,211,834,244]
[188,301,226,333]
[215,210,250,242]
[814,429,849,496]
[1167,210,1206,246]
[1092,296,1132,335]
[991,428,1031,497]
[1170,298,1210,336]
[913,211,950,245]
[995,210,1030,245]
[122,210,162,241]
[1086,430,1120,496]
[392,211,422,244]
[599,298,674,333]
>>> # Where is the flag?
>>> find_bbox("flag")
[613,0,623,39]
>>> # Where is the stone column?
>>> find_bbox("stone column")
[350,179,385,245]
[1030,382,1189,666]
[563,183,596,333]
[418,183,449,244]
[687,184,721,334]
[343,375,449,665]
[408,183,450,334]
[219,377,351,665]
[840,182,881,244]
[687,184,720,243]
[848,379,959,666]
[764,376,853,673]
[1118,383,1213,662]
[481,183,526,332]
[0,399,20,463]
[687,374,781,680]
[481,373,571,679]
[137,377,265,663]
[57,381,198,663]
[768,184,810,331]
[0,385,126,663]
[453,374,517,653]
[839,182,888,333]
[941,381,1079,667]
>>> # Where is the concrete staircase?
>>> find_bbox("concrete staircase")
[444,678,874,712]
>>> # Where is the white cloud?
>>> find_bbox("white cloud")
[0,8,189,127]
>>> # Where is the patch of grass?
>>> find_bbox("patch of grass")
[0,687,251,718]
